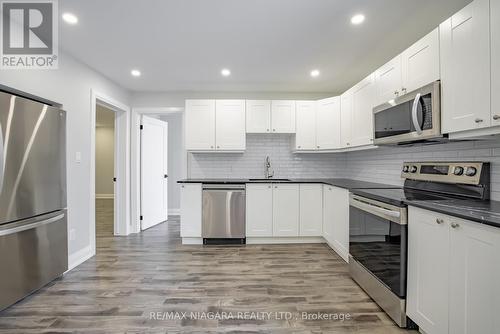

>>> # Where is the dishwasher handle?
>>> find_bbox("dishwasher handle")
[202,184,245,190]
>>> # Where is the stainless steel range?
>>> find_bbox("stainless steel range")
[348,161,490,328]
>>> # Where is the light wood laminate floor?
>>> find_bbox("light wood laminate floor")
[0,200,415,333]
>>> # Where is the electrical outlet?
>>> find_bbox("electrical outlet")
[69,229,76,241]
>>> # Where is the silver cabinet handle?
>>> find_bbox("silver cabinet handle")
[267,128,270,132]
[451,223,460,229]
[210,145,214,149]
[436,218,444,224]
[493,115,500,120]
[411,93,423,135]
[0,213,64,237]
[475,118,483,123]
[317,145,320,149]
[273,129,276,132]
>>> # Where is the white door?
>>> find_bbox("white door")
[272,184,299,236]
[407,207,450,334]
[449,218,500,334]
[246,184,273,237]
[402,28,440,92]
[375,55,403,105]
[322,185,335,245]
[492,0,500,126]
[340,90,353,148]
[295,101,317,150]
[440,0,491,133]
[316,97,341,150]
[180,183,202,237]
[351,74,376,147]
[271,100,296,133]
[330,186,349,262]
[246,100,271,133]
[140,116,168,230]
[299,184,322,236]
[215,100,246,150]
[185,100,216,150]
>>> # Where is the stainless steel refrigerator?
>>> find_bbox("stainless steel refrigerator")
[0,90,67,311]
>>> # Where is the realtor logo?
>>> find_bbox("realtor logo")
[1,0,58,69]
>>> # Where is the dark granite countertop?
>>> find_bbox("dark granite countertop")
[407,199,500,229]
[177,178,399,190]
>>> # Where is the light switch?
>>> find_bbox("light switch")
[75,151,82,163]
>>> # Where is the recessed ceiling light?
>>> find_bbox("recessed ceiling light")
[351,14,365,25]
[131,69,141,77]
[62,12,78,25]
[221,68,231,77]
[310,69,320,78]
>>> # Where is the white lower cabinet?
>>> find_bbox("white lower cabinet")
[180,183,202,237]
[272,184,300,236]
[246,184,273,237]
[322,185,349,261]
[407,206,500,334]
[299,184,323,236]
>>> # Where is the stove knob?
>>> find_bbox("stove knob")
[453,166,464,176]
[410,166,418,173]
[403,166,409,173]
[465,167,477,177]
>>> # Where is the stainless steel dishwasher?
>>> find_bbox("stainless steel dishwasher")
[202,184,246,244]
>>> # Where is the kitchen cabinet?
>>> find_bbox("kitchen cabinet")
[246,184,273,237]
[180,183,202,237]
[407,206,500,334]
[340,90,353,148]
[299,184,323,236]
[492,0,500,126]
[316,97,341,149]
[295,101,317,150]
[375,55,403,105]
[215,100,246,150]
[440,0,491,133]
[401,28,440,93]
[272,184,299,236]
[322,185,349,261]
[185,100,216,150]
[351,74,376,147]
[246,100,271,133]
[271,100,296,133]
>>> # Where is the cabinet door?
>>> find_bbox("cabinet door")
[215,100,246,150]
[272,184,299,236]
[295,101,317,150]
[299,184,322,236]
[271,100,296,133]
[180,183,202,237]
[246,184,273,237]
[407,207,449,334]
[316,97,341,150]
[185,100,216,150]
[330,186,349,261]
[375,55,403,105]
[340,90,353,148]
[322,185,335,244]
[351,74,376,147]
[440,0,491,133]
[449,218,500,334]
[402,28,440,93]
[492,0,500,126]
[246,100,271,133]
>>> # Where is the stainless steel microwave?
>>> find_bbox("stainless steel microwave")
[373,81,442,145]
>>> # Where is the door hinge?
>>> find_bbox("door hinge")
[140,125,144,130]
[164,174,168,178]
[140,215,143,221]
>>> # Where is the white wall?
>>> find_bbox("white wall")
[0,52,130,266]
[95,126,115,197]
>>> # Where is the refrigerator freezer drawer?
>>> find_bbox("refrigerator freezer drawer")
[0,210,68,311]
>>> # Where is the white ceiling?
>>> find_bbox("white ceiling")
[59,0,470,94]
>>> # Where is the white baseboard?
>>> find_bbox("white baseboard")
[324,239,349,263]
[182,237,203,245]
[246,236,325,244]
[96,194,114,199]
[169,208,180,216]
[67,245,94,272]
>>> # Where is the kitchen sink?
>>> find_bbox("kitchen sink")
[248,178,291,181]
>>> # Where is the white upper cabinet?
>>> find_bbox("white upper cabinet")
[402,28,440,93]
[340,90,353,148]
[185,100,216,150]
[246,100,271,133]
[440,0,491,133]
[492,0,500,126]
[316,97,341,150]
[295,101,317,150]
[272,184,299,236]
[351,74,376,147]
[271,100,296,133]
[375,55,403,105]
[246,183,273,237]
[299,184,323,237]
[215,100,246,151]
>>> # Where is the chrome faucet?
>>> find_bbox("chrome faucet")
[265,156,274,179]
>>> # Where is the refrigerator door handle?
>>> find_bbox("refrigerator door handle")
[0,123,4,193]
[0,213,64,237]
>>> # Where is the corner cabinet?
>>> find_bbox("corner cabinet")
[322,185,349,262]
[180,183,202,237]
[340,90,353,148]
[407,206,500,334]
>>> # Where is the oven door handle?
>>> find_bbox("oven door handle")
[350,197,404,225]
[411,93,423,135]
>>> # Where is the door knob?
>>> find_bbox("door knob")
[394,91,399,96]
[451,223,460,229]
[436,218,444,225]
[164,174,168,178]
[113,177,117,182]
[475,118,484,123]
[401,87,407,94]
[493,115,500,120]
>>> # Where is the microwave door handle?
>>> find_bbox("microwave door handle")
[411,93,423,134]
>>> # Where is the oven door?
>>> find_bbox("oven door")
[373,80,441,145]
[349,194,408,298]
